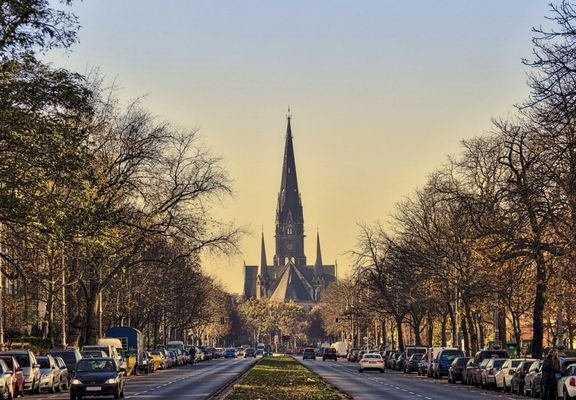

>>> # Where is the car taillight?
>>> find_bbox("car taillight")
[569,377,576,386]
[488,368,494,375]
[362,360,369,363]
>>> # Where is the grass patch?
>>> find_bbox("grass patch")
[226,355,348,400]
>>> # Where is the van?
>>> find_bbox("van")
[82,344,121,365]
[432,348,465,379]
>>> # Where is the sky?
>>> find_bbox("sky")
[46,0,552,294]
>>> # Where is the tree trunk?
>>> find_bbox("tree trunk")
[441,313,447,347]
[84,282,101,345]
[532,252,547,359]
[464,302,477,354]
[427,313,434,347]
[395,315,405,351]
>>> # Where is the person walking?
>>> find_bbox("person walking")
[542,349,560,400]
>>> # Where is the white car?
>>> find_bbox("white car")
[495,358,522,392]
[558,363,576,400]
[358,353,385,373]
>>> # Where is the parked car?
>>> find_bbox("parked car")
[432,348,465,379]
[323,348,338,361]
[70,357,125,399]
[395,353,407,371]
[54,356,69,391]
[0,359,14,400]
[358,353,385,373]
[480,357,506,389]
[404,353,424,374]
[523,359,543,397]
[387,352,401,369]
[37,354,61,393]
[0,355,24,398]
[510,359,535,395]
[463,358,476,385]
[47,349,82,378]
[447,357,470,383]
[494,358,522,392]
[347,348,361,362]
[0,349,41,394]
[302,348,316,360]
[150,350,168,370]
[418,353,431,376]
[557,362,576,400]
[81,350,108,358]
[473,358,491,387]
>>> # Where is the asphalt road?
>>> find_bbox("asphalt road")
[299,357,534,400]
[29,357,257,400]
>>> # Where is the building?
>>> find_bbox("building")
[243,114,336,307]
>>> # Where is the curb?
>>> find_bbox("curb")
[208,358,262,400]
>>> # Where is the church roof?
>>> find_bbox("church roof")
[269,263,314,302]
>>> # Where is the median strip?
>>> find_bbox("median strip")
[225,355,350,399]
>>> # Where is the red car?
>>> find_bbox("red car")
[0,355,25,398]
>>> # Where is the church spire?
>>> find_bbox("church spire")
[275,110,306,267]
[259,231,268,277]
[314,231,323,274]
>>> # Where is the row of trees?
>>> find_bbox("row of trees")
[327,1,576,358]
[0,1,239,347]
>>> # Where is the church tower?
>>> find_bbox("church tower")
[274,113,306,267]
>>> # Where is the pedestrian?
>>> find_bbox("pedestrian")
[542,348,560,400]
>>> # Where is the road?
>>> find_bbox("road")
[300,357,533,400]
[29,357,257,400]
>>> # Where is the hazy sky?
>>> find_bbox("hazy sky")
[46,1,551,293]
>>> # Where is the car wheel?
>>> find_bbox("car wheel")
[1,385,8,400]
[56,381,61,392]
[114,385,120,399]
[359,369,363,373]
[49,379,56,393]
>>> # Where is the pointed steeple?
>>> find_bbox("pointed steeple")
[277,112,302,224]
[275,110,306,267]
[314,231,323,275]
[259,232,268,278]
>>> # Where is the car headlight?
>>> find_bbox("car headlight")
[71,379,82,385]
[105,378,117,384]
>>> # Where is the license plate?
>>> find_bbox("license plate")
[86,387,101,391]
[369,361,376,364]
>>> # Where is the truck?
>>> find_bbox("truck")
[331,341,348,358]
[105,327,144,374]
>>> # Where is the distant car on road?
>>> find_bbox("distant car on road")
[244,348,256,358]
[302,348,316,360]
[224,348,237,359]
[322,348,337,361]
[358,353,385,373]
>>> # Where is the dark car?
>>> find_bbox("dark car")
[347,348,361,362]
[448,357,470,383]
[70,357,125,399]
[0,355,25,398]
[323,348,337,361]
[244,348,256,358]
[404,353,424,374]
[48,349,82,377]
[395,353,407,371]
[510,359,535,395]
[224,348,237,359]
[302,348,316,360]
[432,348,465,379]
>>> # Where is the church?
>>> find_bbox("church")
[243,114,337,308]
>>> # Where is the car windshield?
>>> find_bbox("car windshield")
[76,360,115,372]
[493,359,506,368]
[11,354,30,367]
[456,358,469,366]
[364,354,381,359]
[38,358,51,368]
[511,360,522,368]
[441,352,463,362]
[0,358,13,368]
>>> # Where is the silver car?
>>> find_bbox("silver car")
[0,350,41,394]
[37,354,61,393]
